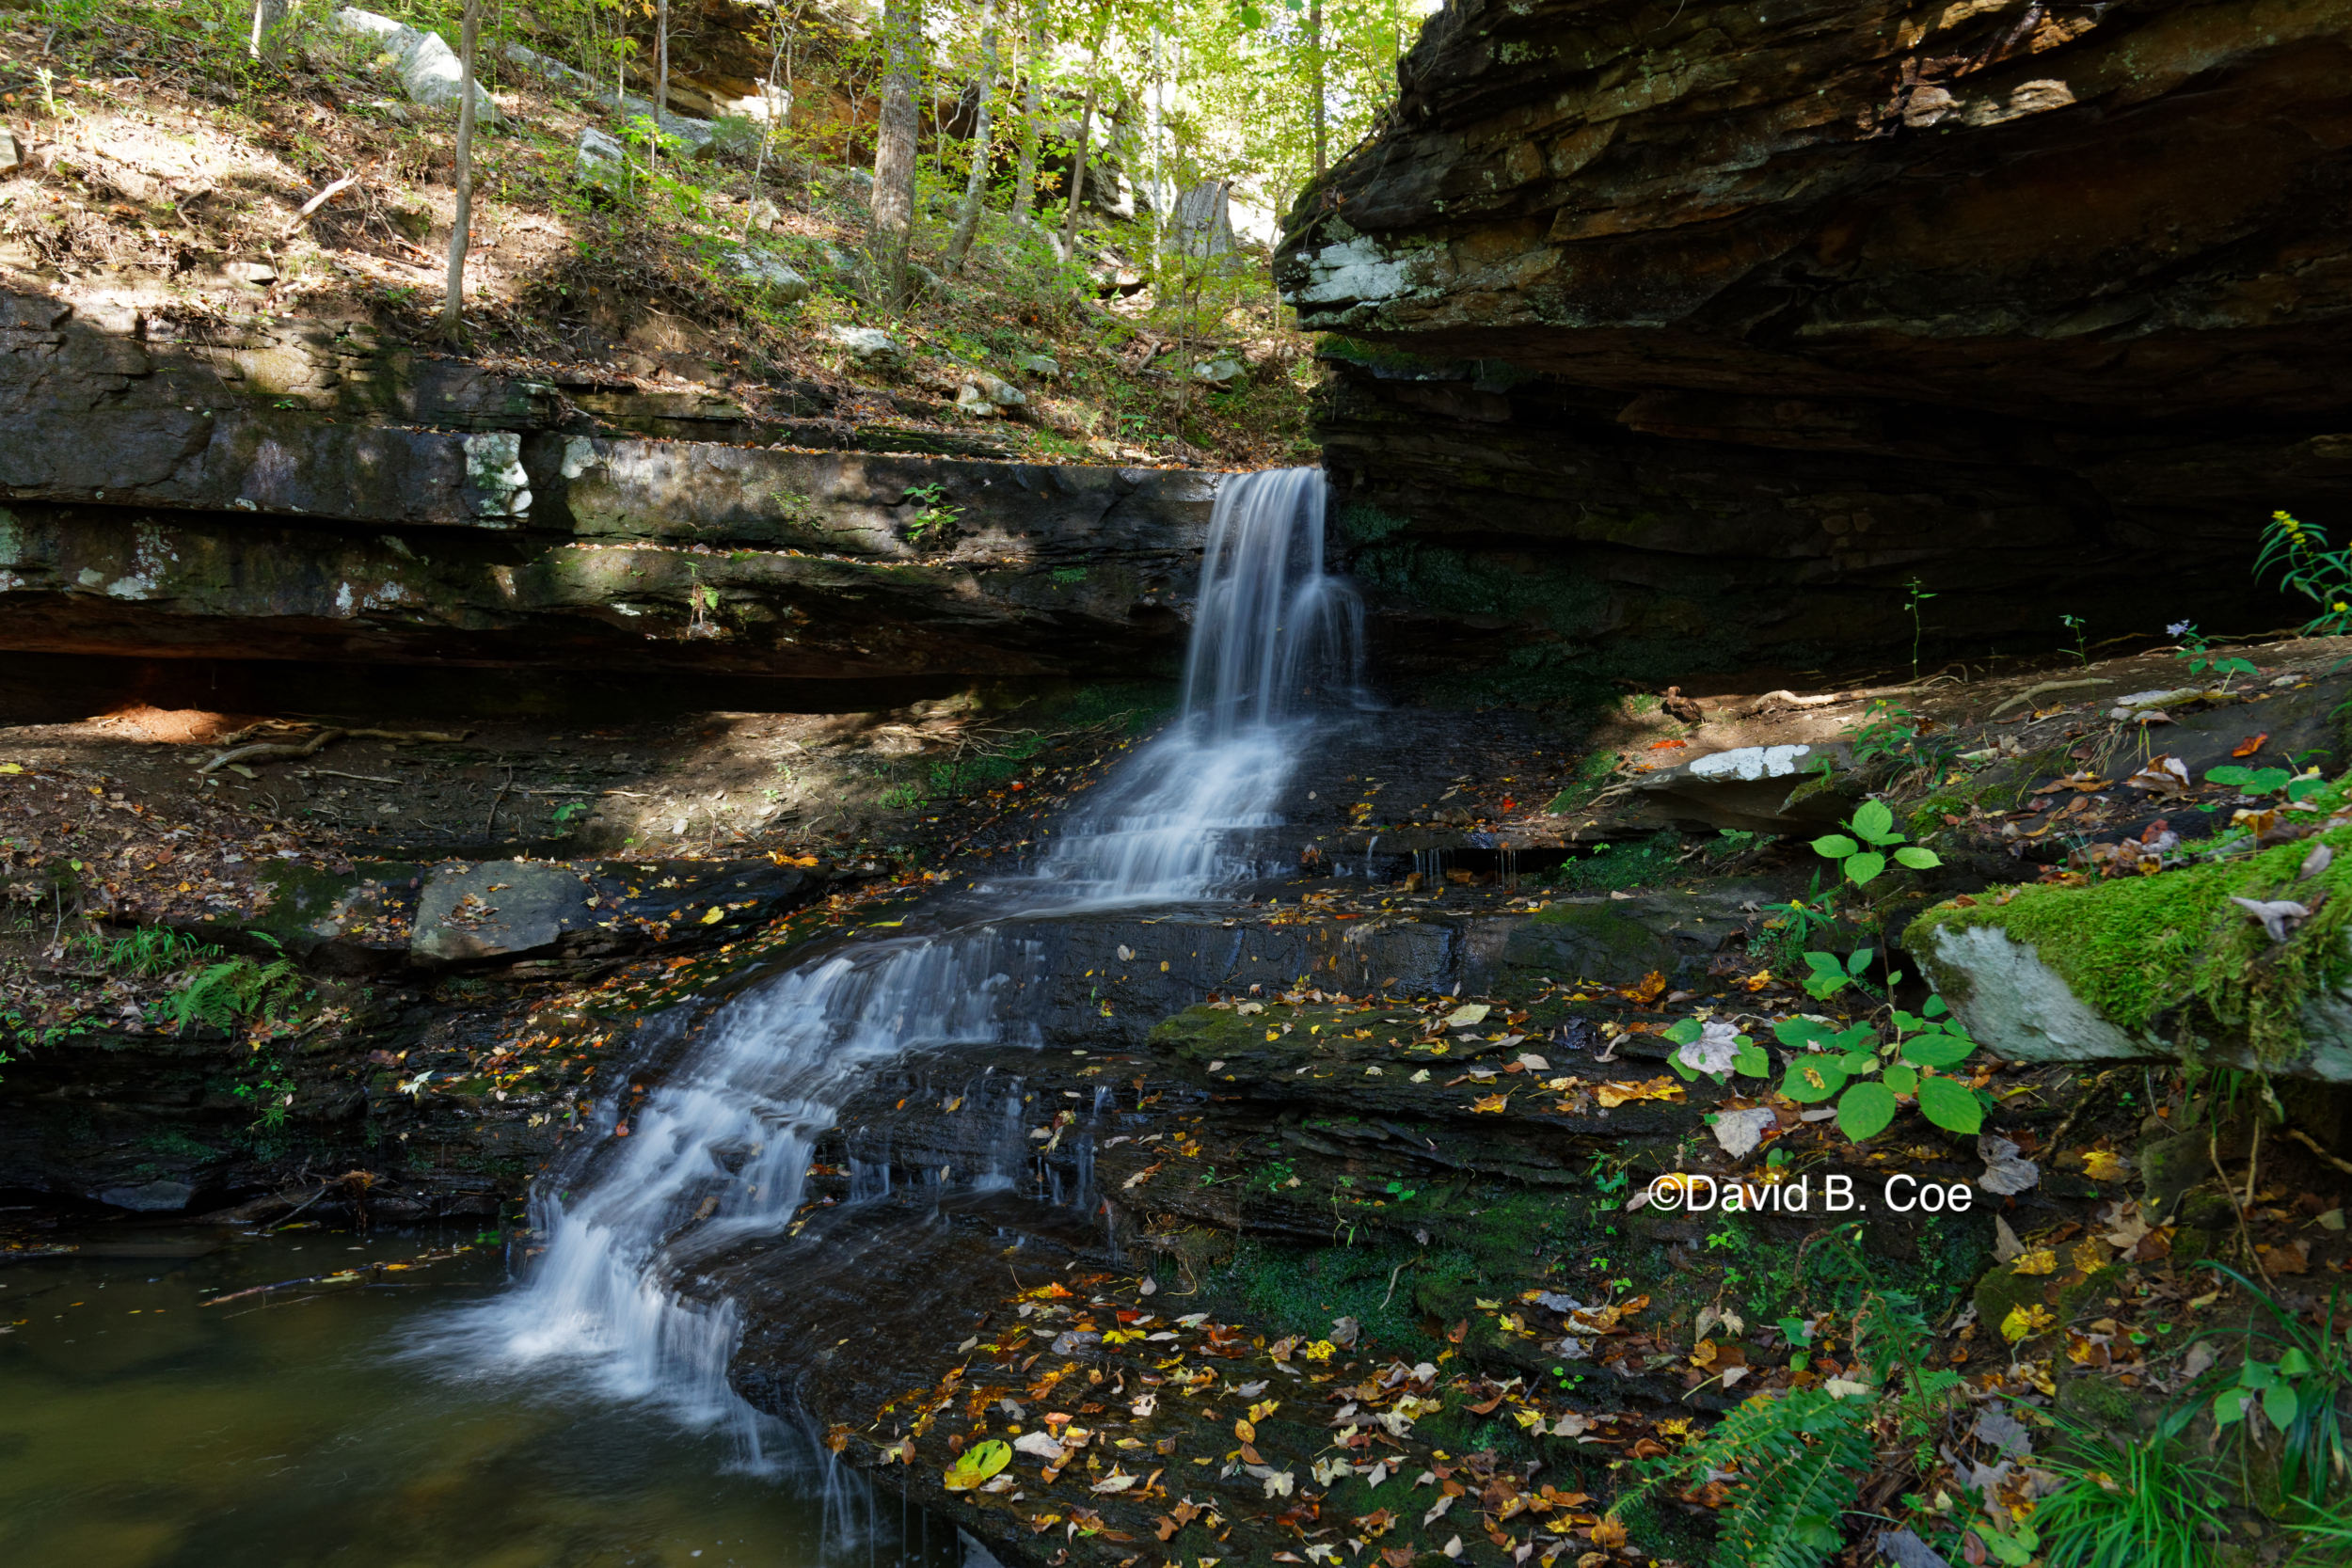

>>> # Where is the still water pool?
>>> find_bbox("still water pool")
[0,1220,960,1568]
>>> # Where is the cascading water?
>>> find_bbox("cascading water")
[442,467,1361,1492]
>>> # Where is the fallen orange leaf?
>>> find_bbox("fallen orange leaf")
[1594,1076,1686,1109]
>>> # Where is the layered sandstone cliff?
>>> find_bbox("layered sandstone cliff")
[1279,0,2352,675]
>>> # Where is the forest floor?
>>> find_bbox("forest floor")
[0,3,1320,469]
[5,629,2352,1565]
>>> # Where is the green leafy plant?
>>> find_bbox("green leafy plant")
[1846,702,1963,783]
[151,940,305,1037]
[2204,763,2328,803]
[2062,611,2090,667]
[1796,946,1876,1002]
[901,482,962,546]
[234,1050,299,1129]
[1755,874,1837,974]
[2196,1267,2351,1512]
[2027,1409,2223,1568]
[549,800,594,826]
[1708,828,1764,863]
[1812,799,1941,888]
[66,925,221,977]
[878,782,926,811]
[1773,993,1984,1140]
[2169,621,2261,687]
[1633,1291,1962,1568]
[2255,510,2352,640]
[1902,576,1935,681]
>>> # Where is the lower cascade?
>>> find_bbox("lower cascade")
[450,467,1362,1459]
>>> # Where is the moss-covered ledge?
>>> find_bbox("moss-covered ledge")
[1906,825,2352,1082]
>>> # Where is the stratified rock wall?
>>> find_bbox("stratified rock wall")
[1279,0,2352,673]
[0,289,1214,684]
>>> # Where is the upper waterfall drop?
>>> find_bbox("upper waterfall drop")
[1179,467,1365,736]
[1024,467,1362,903]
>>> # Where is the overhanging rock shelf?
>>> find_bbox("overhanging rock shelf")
[1275,0,2352,674]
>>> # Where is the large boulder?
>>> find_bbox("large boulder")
[1909,821,2352,1083]
[1277,0,2352,673]
[333,8,499,120]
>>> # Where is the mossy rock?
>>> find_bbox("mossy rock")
[1909,823,2352,1080]
[1901,748,2078,839]
[1974,1260,2125,1346]
[2055,1370,2145,1436]
[1505,900,1679,986]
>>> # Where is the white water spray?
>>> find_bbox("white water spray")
[443,467,1360,1464]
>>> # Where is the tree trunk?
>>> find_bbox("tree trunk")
[1309,0,1327,180]
[1146,27,1165,255]
[945,0,1000,272]
[247,0,286,61]
[1056,6,1110,262]
[869,0,922,309]
[652,0,670,170]
[441,0,482,345]
[743,7,792,244]
[1010,5,1043,216]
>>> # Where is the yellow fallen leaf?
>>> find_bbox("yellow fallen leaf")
[944,1439,1011,1492]
[2080,1148,2133,1181]
[0,763,19,774]
[700,906,725,925]
[2012,1248,2058,1276]
[2001,1304,2056,1343]
[1470,1091,1512,1113]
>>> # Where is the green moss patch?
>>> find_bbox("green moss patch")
[1909,822,2352,1065]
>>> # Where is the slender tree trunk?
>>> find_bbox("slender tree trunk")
[1145,27,1165,255]
[247,0,286,61]
[651,0,669,170]
[945,0,999,272]
[870,0,922,309]
[743,8,791,244]
[1010,5,1042,217]
[1056,5,1109,262]
[442,0,483,344]
[1309,0,1327,180]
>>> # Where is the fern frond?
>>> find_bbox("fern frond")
[1695,1389,1873,1568]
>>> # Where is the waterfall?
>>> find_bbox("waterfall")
[438,467,1360,1468]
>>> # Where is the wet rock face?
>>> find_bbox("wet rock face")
[1279,0,2352,664]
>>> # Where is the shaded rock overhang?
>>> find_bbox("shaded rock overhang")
[1275,0,2352,668]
